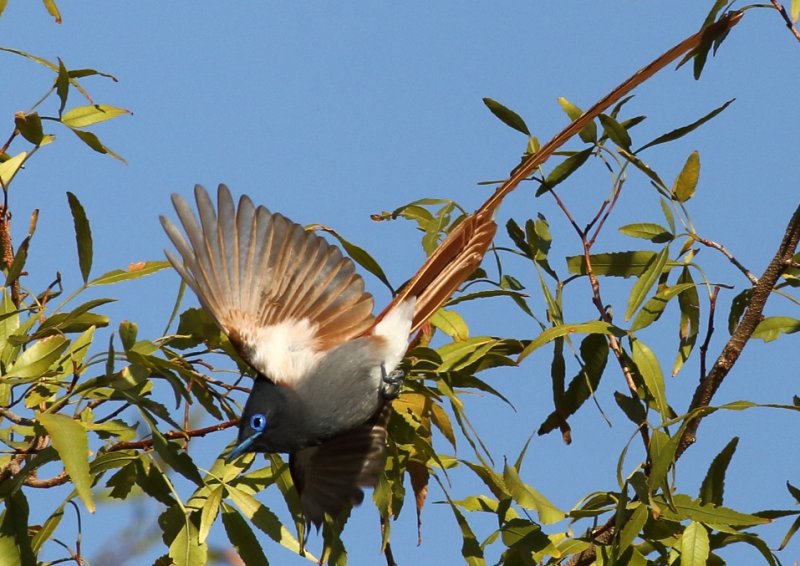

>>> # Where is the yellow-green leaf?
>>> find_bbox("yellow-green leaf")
[430,308,469,341]
[61,105,129,128]
[625,246,670,321]
[0,152,27,187]
[503,463,565,525]
[673,150,700,203]
[226,485,304,555]
[89,261,170,286]
[7,336,68,380]
[198,486,222,544]
[793,0,800,22]
[67,192,93,283]
[631,338,668,421]
[42,0,62,23]
[680,521,709,566]
[37,413,94,512]
[519,321,624,362]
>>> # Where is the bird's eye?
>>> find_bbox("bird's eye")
[249,413,267,432]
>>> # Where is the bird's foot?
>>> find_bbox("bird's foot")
[380,363,405,400]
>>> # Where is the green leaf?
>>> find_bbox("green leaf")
[482,97,530,135]
[37,413,95,512]
[700,437,739,506]
[631,338,668,421]
[792,0,800,22]
[566,251,657,278]
[66,191,93,283]
[648,429,680,493]
[637,99,735,152]
[518,321,624,362]
[430,308,469,341]
[42,0,62,23]
[618,223,673,243]
[728,289,751,334]
[219,503,269,566]
[672,150,700,203]
[751,317,800,342]
[625,246,670,321]
[599,113,632,149]
[503,463,564,524]
[619,149,668,191]
[14,112,44,145]
[536,148,593,196]
[0,152,27,187]
[198,486,223,544]
[89,261,170,285]
[30,503,64,553]
[681,521,710,566]
[557,96,597,143]
[631,282,696,332]
[7,335,68,380]
[167,512,207,566]
[68,128,126,162]
[617,503,647,554]
[226,485,304,555]
[61,104,129,128]
[657,493,770,526]
[673,268,700,376]
[538,334,608,435]
[0,491,36,566]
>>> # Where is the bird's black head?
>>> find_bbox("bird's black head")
[226,377,283,462]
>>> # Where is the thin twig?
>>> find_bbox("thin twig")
[699,286,720,381]
[771,0,800,42]
[692,234,758,284]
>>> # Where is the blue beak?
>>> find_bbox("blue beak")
[225,430,260,463]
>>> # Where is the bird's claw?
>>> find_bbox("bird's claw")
[380,364,405,399]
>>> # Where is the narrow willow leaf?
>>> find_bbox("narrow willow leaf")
[43,0,62,23]
[657,493,770,526]
[61,104,129,128]
[89,261,170,285]
[482,97,530,135]
[7,336,68,379]
[681,521,710,566]
[0,491,36,566]
[631,282,696,332]
[518,321,624,362]
[500,518,558,559]
[638,99,735,152]
[699,437,739,506]
[672,151,700,203]
[310,224,393,292]
[0,1,6,17]
[625,246,670,321]
[226,486,304,554]
[30,504,64,553]
[619,149,668,191]
[536,148,593,196]
[631,338,668,420]
[557,96,597,143]
[139,411,203,486]
[503,464,565,524]
[673,268,700,375]
[599,113,632,149]
[37,413,95,512]
[660,197,676,233]
[198,486,223,544]
[751,317,800,342]
[618,223,673,243]
[430,308,469,341]
[617,503,647,554]
[69,128,126,162]
[648,429,680,493]
[168,513,207,566]
[0,152,27,187]
[220,503,268,566]
[55,58,69,115]
[538,334,608,436]
[793,0,800,22]
[66,192,93,283]
[566,251,657,278]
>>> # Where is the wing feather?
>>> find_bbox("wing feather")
[161,184,376,383]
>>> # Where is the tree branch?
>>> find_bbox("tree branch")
[677,203,800,458]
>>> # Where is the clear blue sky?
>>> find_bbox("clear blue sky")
[1,2,798,564]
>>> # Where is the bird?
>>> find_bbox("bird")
[157,11,736,530]
[160,184,496,528]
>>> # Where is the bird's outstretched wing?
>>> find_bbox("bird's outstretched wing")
[160,184,375,386]
[289,403,391,528]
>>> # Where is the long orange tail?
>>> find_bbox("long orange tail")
[373,12,743,333]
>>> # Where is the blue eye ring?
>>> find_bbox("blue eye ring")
[249,413,267,432]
